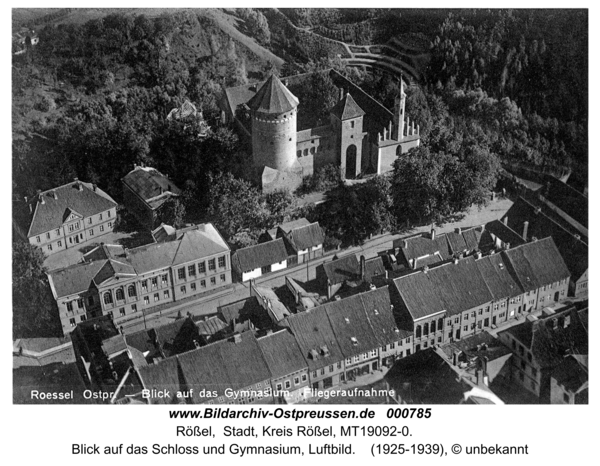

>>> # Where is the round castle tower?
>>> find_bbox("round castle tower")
[247,75,299,172]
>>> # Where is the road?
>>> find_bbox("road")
[119,197,513,335]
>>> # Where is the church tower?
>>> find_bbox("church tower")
[393,77,406,141]
[248,75,299,172]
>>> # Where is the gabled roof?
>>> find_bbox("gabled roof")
[231,238,288,273]
[26,181,117,237]
[247,74,299,114]
[218,296,271,330]
[48,260,106,298]
[122,166,181,209]
[475,254,523,300]
[330,92,366,121]
[551,354,588,393]
[359,286,412,343]
[323,292,380,359]
[177,332,271,402]
[394,233,452,264]
[364,256,386,282]
[282,308,344,371]
[321,254,360,285]
[257,329,307,380]
[501,237,570,292]
[82,243,126,262]
[393,256,493,320]
[92,259,136,287]
[442,331,512,362]
[195,315,228,337]
[279,221,325,253]
[137,357,181,404]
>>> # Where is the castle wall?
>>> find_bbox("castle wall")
[375,137,421,174]
[252,108,298,171]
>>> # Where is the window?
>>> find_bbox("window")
[320,368,325,376]
[88,218,92,224]
[464,314,469,321]
[48,244,52,251]
[36,236,40,243]
[88,296,94,306]
[188,264,196,277]
[132,304,137,312]
[463,325,468,331]
[294,377,300,385]
[116,288,124,301]
[329,365,334,372]
[128,285,136,297]
[66,302,73,312]
[151,277,158,288]
[164,290,170,299]
[285,380,291,389]
[46,232,50,240]
[108,211,111,218]
[369,349,377,357]
[70,318,76,327]
[276,383,283,391]
[423,323,429,336]
[220,274,226,282]
[120,308,126,317]
[100,225,104,232]
[302,374,308,382]
[431,320,436,333]
[199,262,206,273]
[312,371,317,378]
[142,280,148,291]
[58,241,62,247]
[346,358,352,365]
[454,317,459,324]
[77,298,83,309]
[178,268,185,280]
[144,296,149,305]
[353,355,359,363]
[210,277,216,285]
[104,292,113,305]
[415,325,421,338]
[108,222,112,228]
[423,341,428,348]
[478,309,483,315]
[208,259,216,270]
[154,293,159,302]
[181,286,186,294]
[471,323,476,330]
[218,256,226,268]
[337,362,342,369]
[390,342,395,349]
[191,283,196,291]
[350,121,355,128]
[80,315,86,322]
[201,280,206,288]
[99,214,103,221]
[162,274,168,285]
[68,224,74,232]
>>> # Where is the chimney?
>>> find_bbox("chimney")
[479,224,485,232]
[233,333,242,343]
[360,255,366,281]
[423,265,429,274]
[455,227,462,234]
[51,190,57,200]
[503,216,508,226]
[453,257,459,265]
[453,351,459,365]
[339,87,344,101]
[37,189,45,204]
[476,369,485,387]
[403,240,408,249]
[564,315,571,328]
[475,251,482,260]
[430,228,436,240]
[522,221,529,241]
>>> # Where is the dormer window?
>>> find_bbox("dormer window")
[351,337,358,346]
[374,309,379,315]
[344,317,350,324]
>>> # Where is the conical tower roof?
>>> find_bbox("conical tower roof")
[247,74,299,114]
[330,92,366,121]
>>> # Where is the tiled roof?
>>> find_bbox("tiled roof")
[330,92,366,121]
[195,316,228,336]
[122,166,181,209]
[321,254,360,285]
[82,244,126,262]
[27,181,117,237]
[540,177,587,228]
[49,260,106,298]
[126,329,159,357]
[323,293,380,359]
[231,238,288,273]
[359,286,412,343]
[364,256,386,281]
[501,237,570,292]
[282,308,345,371]
[257,329,307,379]
[393,256,493,320]
[281,221,325,253]
[502,197,587,280]
[395,233,452,263]
[253,286,291,321]
[178,332,271,402]
[442,331,512,362]
[218,297,271,330]
[551,355,588,392]
[475,254,523,300]
[137,357,181,404]
[155,318,200,358]
[446,231,468,253]
[247,74,299,114]
[92,259,136,286]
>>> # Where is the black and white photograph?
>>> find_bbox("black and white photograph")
[11,5,590,409]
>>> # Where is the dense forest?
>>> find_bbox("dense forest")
[13,8,587,249]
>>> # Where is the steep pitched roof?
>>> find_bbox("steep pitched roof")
[27,181,117,237]
[364,256,386,281]
[247,74,299,114]
[282,308,344,371]
[359,286,412,343]
[137,357,182,404]
[501,237,570,292]
[323,293,380,359]
[281,221,325,253]
[485,219,527,248]
[395,233,452,264]
[321,254,360,285]
[218,297,271,330]
[48,260,106,298]
[442,331,512,362]
[475,254,523,300]
[257,329,307,380]
[551,355,588,393]
[82,244,126,262]
[330,92,366,121]
[122,166,181,209]
[231,238,288,273]
[393,256,493,320]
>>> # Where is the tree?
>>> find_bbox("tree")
[158,197,186,228]
[13,242,62,338]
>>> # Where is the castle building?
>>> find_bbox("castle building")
[223,69,420,192]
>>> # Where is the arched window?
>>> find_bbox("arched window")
[423,323,429,336]
[438,318,444,330]
[310,147,316,155]
[303,149,308,156]
[128,285,136,297]
[297,150,302,158]
[415,325,421,338]
[431,320,436,333]
[103,292,113,305]
[115,288,124,301]
[396,145,402,156]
